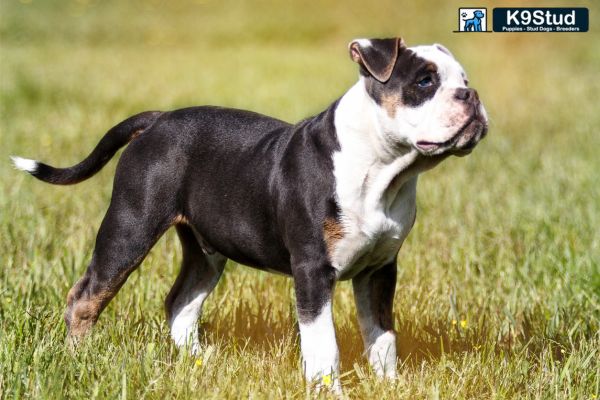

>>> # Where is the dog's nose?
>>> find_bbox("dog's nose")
[454,88,478,102]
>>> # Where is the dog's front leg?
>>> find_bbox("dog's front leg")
[352,260,397,378]
[293,260,340,392]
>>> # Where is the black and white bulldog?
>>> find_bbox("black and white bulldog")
[12,37,487,390]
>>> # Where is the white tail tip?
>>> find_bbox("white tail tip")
[10,156,38,173]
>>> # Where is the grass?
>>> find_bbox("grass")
[1,0,599,398]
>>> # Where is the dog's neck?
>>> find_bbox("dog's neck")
[332,80,431,214]
[334,79,414,163]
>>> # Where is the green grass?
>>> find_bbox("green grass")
[1,0,599,398]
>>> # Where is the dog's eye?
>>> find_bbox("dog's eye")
[417,76,433,88]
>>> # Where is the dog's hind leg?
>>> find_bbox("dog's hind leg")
[164,224,226,353]
[64,199,175,339]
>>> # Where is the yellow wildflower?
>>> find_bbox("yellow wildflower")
[322,374,332,386]
[195,358,203,367]
[460,319,467,329]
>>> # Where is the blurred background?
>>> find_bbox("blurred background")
[1,0,598,398]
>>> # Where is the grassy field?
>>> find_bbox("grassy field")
[1,0,599,398]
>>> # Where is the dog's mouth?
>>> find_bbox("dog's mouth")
[415,110,488,156]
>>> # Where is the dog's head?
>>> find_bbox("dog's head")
[473,10,485,18]
[349,37,488,156]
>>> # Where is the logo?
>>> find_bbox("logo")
[455,7,588,33]
[492,8,588,32]
[457,8,489,32]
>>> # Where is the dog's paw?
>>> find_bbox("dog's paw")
[307,373,343,397]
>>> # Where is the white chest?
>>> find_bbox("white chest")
[330,176,418,280]
[329,80,424,280]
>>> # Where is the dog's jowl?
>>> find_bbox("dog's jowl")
[12,37,487,391]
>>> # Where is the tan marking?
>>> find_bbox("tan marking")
[173,214,190,225]
[66,288,114,338]
[323,218,344,258]
[381,93,402,118]
[129,128,144,141]
[66,285,78,307]
[424,61,437,73]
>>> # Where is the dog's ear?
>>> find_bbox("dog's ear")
[349,37,406,83]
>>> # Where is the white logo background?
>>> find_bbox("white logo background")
[458,8,488,32]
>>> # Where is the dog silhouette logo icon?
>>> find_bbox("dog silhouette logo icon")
[457,8,489,32]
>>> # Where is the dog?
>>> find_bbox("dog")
[463,10,485,31]
[12,37,487,391]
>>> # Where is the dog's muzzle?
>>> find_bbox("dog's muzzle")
[416,88,488,156]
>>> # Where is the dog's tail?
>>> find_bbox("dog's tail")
[10,111,163,185]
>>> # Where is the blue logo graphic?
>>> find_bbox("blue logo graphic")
[457,8,489,32]
[463,10,485,31]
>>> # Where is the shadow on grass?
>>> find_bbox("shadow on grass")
[199,298,544,372]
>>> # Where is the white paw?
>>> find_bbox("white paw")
[310,372,342,396]
[171,325,200,355]
[368,330,397,378]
